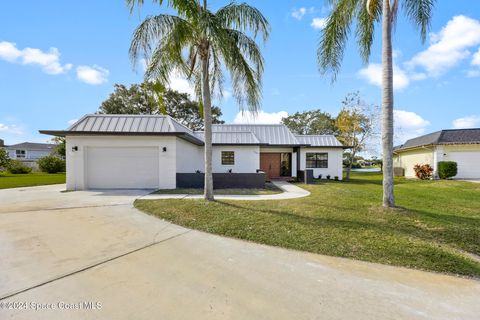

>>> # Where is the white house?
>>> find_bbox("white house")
[0,140,56,170]
[393,128,480,179]
[40,114,345,190]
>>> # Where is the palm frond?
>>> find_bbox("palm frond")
[129,14,193,71]
[356,0,381,63]
[402,0,436,43]
[216,3,270,42]
[318,0,358,80]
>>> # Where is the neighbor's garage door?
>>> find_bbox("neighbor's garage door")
[447,151,480,179]
[86,147,159,189]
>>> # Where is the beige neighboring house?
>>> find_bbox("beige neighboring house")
[393,128,480,179]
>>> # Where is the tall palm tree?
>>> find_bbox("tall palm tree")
[128,0,269,200]
[318,0,435,207]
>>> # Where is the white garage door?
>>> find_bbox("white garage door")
[447,151,480,179]
[86,147,159,189]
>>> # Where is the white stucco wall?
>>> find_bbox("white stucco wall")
[176,138,203,173]
[439,144,480,179]
[66,135,177,190]
[212,145,260,173]
[299,147,343,180]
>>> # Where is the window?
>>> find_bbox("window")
[221,151,235,165]
[16,150,26,159]
[306,152,328,168]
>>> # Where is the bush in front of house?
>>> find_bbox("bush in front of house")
[438,161,457,179]
[0,149,11,171]
[413,164,433,180]
[8,160,32,174]
[37,155,66,173]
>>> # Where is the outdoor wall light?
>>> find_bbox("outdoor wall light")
[162,147,167,152]
[72,146,78,152]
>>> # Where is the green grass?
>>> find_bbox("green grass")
[154,183,281,195]
[0,172,66,189]
[135,172,480,277]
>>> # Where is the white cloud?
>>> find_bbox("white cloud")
[233,110,288,124]
[168,74,195,97]
[472,48,480,66]
[452,115,480,129]
[0,41,22,62]
[76,65,109,85]
[291,7,307,20]
[0,41,72,75]
[311,17,327,30]
[394,110,430,143]
[358,63,410,91]
[0,123,23,135]
[407,15,480,76]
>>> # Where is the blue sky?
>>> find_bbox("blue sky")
[1,0,480,150]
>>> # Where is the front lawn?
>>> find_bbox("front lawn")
[135,172,480,277]
[0,172,66,189]
[154,183,281,195]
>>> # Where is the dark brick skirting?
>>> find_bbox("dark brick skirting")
[177,173,266,189]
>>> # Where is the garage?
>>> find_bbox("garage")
[447,151,480,179]
[86,147,160,189]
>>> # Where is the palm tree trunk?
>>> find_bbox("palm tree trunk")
[201,54,214,201]
[381,0,395,207]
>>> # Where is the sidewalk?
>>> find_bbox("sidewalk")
[140,181,310,201]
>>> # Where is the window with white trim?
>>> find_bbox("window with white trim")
[16,150,26,159]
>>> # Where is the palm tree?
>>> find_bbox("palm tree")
[128,0,270,200]
[318,0,435,207]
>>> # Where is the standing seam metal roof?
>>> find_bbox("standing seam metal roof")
[211,124,301,145]
[41,115,345,148]
[67,114,192,134]
[295,135,343,147]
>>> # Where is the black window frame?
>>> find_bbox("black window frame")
[221,151,235,165]
[306,152,328,168]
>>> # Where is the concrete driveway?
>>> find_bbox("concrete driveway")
[0,184,479,319]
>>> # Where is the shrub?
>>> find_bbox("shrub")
[326,175,331,180]
[37,155,66,173]
[334,176,339,181]
[351,163,362,169]
[438,161,457,179]
[413,164,433,180]
[8,160,32,174]
[0,149,11,171]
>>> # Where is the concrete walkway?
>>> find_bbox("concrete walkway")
[0,185,479,319]
[140,180,311,201]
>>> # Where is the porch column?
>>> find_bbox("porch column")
[292,152,297,177]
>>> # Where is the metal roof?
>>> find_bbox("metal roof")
[394,128,480,152]
[67,114,193,134]
[295,135,343,147]
[212,124,301,145]
[195,131,261,145]
[40,114,345,148]
[40,114,203,145]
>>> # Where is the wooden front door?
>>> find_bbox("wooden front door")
[260,153,281,179]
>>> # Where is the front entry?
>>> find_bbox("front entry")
[260,153,281,179]
[260,153,292,180]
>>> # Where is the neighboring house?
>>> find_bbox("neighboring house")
[40,114,346,190]
[0,140,56,170]
[393,128,480,179]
